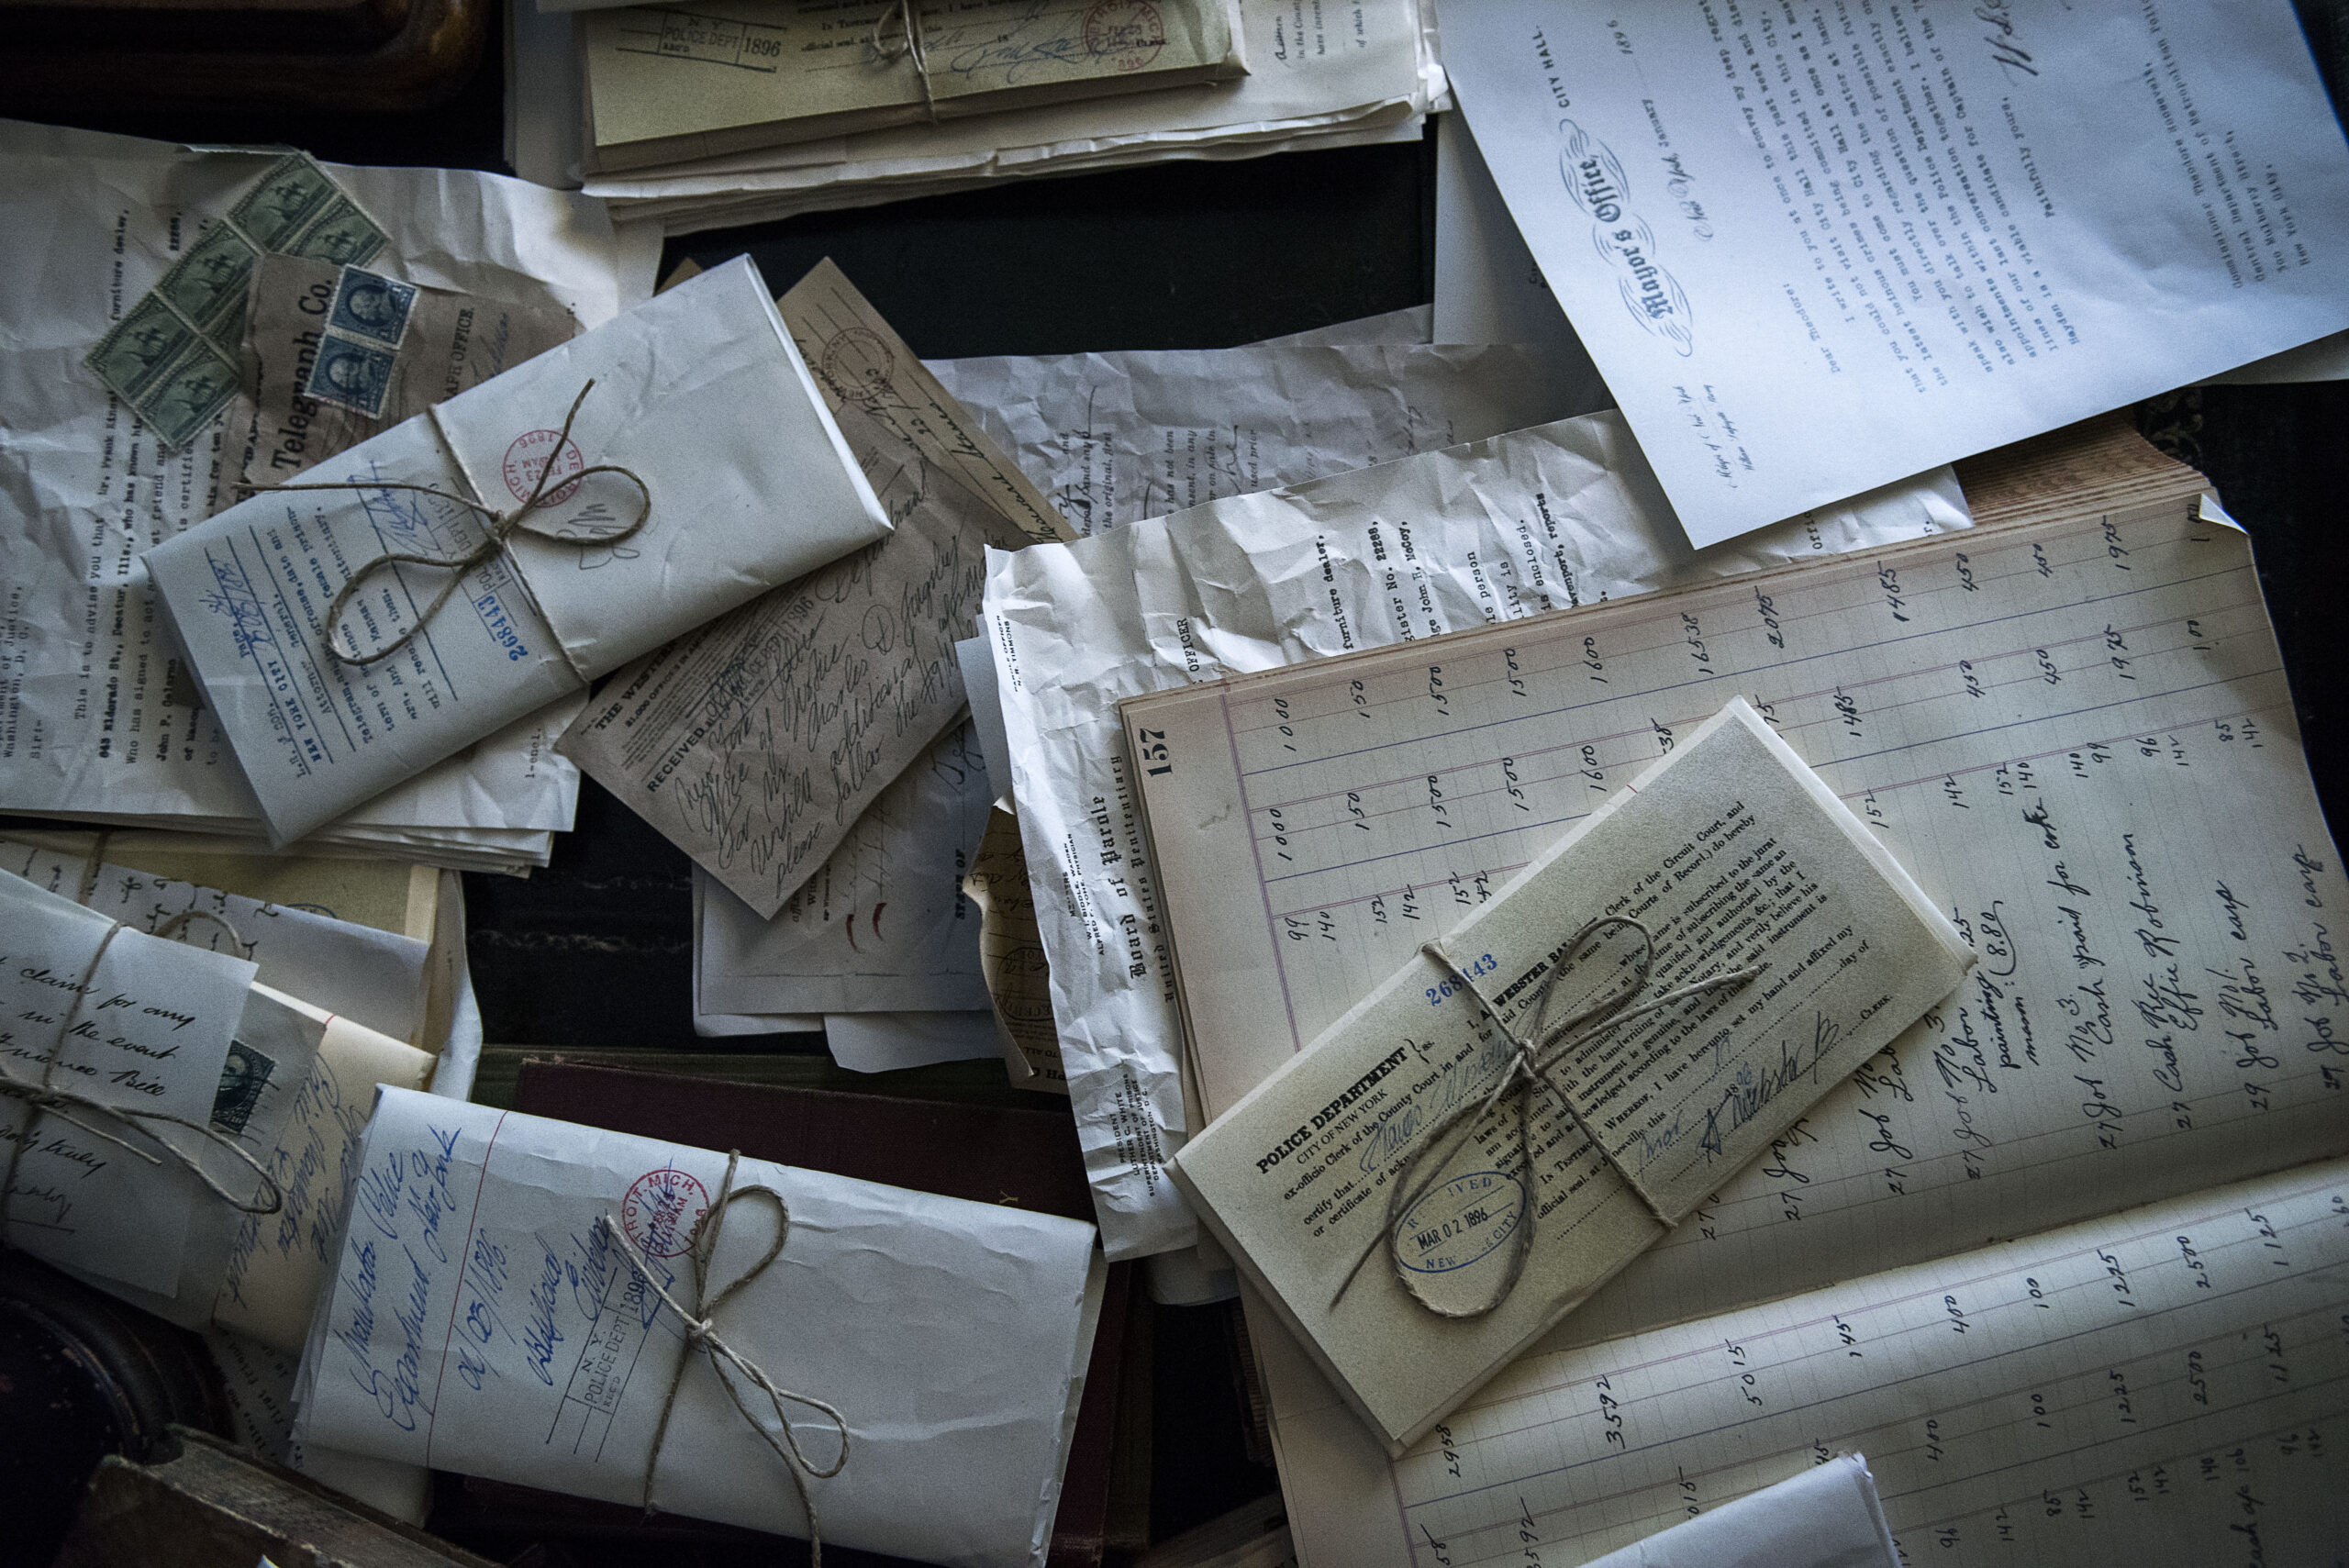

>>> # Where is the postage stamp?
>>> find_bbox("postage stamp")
[157,223,262,343]
[306,334,397,417]
[328,266,417,349]
[208,1039,276,1137]
[142,340,243,449]
[288,195,389,269]
[228,153,341,252]
[85,150,394,450]
[87,295,197,403]
[1083,0,1166,72]
[620,1167,711,1259]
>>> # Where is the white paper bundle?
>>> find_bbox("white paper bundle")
[295,1089,1105,1568]
[144,257,890,845]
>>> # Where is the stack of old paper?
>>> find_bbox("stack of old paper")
[674,302,1609,1062]
[580,0,1251,173]
[145,257,891,850]
[294,1088,1107,1568]
[0,118,659,870]
[979,406,1967,1257]
[509,0,1443,231]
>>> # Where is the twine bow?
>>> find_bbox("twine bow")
[602,1151,850,1566]
[0,912,284,1245]
[1330,917,1763,1320]
[871,2,941,122]
[236,381,650,669]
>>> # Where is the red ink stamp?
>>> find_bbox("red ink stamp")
[619,1167,709,1258]
[503,428,585,506]
[1084,0,1165,72]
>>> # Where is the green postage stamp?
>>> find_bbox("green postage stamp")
[83,151,388,450]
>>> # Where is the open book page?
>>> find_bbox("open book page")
[1131,493,2349,1339]
[1171,702,1973,1450]
[1263,1155,2349,1568]
[985,407,1968,1257]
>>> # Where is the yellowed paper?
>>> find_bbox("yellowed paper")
[583,0,1245,171]
[227,252,579,500]
[963,804,1068,1095]
[1168,702,1971,1451]
[214,994,436,1352]
[562,259,1074,919]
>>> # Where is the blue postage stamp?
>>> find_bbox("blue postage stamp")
[208,1039,275,1136]
[306,334,396,417]
[327,265,416,348]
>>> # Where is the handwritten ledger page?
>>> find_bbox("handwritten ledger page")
[1126,482,2349,1556]
[1260,1156,2349,1566]
[986,408,1969,1257]
[1133,490,2349,1331]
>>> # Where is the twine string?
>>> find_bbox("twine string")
[602,1151,849,1566]
[871,2,941,122]
[234,381,650,669]
[0,919,285,1245]
[1330,917,1764,1320]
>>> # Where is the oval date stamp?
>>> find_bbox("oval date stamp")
[818,325,896,402]
[1394,1169,1526,1275]
[620,1166,710,1258]
[1084,0,1165,73]
[503,428,585,506]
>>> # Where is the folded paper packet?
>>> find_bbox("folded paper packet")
[0,867,430,1351]
[1168,701,1975,1452]
[143,256,891,846]
[580,0,1250,172]
[294,1089,1107,1568]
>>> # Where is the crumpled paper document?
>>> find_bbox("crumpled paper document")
[229,251,582,495]
[689,333,1601,1053]
[0,118,653,867]
[928,340,1609,536]
[982,409,1969,1257]
[295,1088,1105,1568]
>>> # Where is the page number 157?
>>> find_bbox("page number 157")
[1137,727,1173,777]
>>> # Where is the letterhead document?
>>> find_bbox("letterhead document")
[1439,0,2349,547]
[143,258,891,846]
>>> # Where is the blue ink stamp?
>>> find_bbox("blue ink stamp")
[306,334,395,417]
[328,266,417,349]
[1395,1170,1527,1275]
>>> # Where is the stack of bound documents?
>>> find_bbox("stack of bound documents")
[0,118,660,870]
[578,0,1251,173]
[509,0,1444,232]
